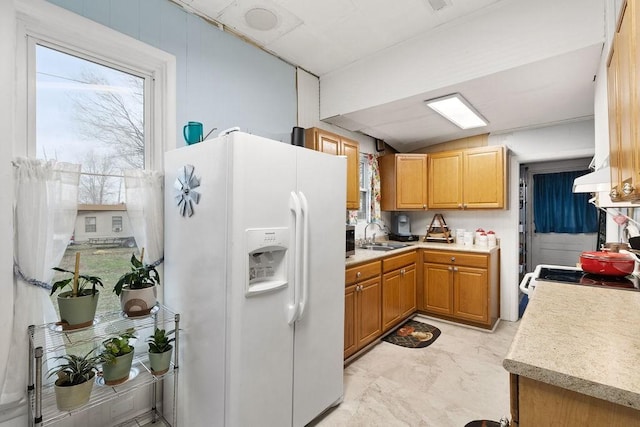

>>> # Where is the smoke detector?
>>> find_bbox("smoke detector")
[245,7,279,31]
[428,0,451,12]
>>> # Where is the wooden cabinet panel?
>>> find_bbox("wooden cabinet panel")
[379,154,428,211]
[344,260,382,359]
[516,376,640,427]
[420,249,499,329]
[400,265,416,318]
[463,147,504,208]
[427,146,505,209]
[357,277,382,349]
[383,251,416,273]
[453,266,488,323]
[382,270,401,331]
[428,151,462,209]
[344,284,357,359]
[422,263,452,315]
[305,127,360,209]
[382,262,416,332]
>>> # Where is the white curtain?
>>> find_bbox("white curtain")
[0,158,80,406]
[124,169,164,265]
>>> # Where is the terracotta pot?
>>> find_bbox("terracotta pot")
[579,251,635,276]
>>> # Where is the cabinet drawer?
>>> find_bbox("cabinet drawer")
[422,250,488,268]
[345,261,381,285]
[383,251,417,273]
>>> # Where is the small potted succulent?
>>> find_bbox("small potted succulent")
[51,253,103,330]
[101,329,136,385]
[113,248,160,317]
[146,328,175,376]
[47,348,102,411]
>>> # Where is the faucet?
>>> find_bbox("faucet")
[364,221,384,244]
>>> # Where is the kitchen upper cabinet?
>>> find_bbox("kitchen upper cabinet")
[344,261,382,359]
[607,0,640,202]
[428,146,506,209]
[381,251,417,332]
[305,127,360,209]
[379,154,428,211]
[420,249,499,329]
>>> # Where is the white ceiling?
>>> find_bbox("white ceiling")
[173,0,606,151]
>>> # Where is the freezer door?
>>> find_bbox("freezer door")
[226,132,297,427]
[293,149,346,426]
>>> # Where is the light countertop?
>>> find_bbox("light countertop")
[346,240,499,267]
[503,281,640,410]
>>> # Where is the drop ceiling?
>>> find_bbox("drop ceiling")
[172,0,606,152]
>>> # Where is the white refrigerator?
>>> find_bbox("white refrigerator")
[164,131,345,426]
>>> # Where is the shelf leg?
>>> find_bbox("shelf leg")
[28,325,34,427]
[173,313,180,427]
[34,346,43,427]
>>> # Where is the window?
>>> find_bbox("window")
[112,216,123,232]
[85,217,96,233]
[358,153,371,222]
[16,2,174,316]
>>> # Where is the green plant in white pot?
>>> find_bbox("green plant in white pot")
[51,253,104,330]
[113,249,160,317]
[146,328,175,376]
[101,329,136,386]
[48,349,102,411]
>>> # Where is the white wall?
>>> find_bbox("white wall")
[408,119,595,323]
[320,0,605,119]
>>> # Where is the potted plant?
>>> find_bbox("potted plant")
[47,348,102,411]
[113,248,160,317]
[101,329,136,385]
[146,328,175,376]
[51,252,103,330]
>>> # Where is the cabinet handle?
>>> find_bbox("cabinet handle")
[423,204,426,209]
[450,256,456,262]
[401,268,405,275]
[463,204,468,209]
[356,271,361,278]
[622,182,635,196]
[448,266,453,271]
[458,203,463,209]
[610,188,619,199]
[453,267,458,272]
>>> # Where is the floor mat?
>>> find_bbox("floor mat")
[382,319,441,349]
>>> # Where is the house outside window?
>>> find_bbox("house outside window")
[112,216,123,232]
[85,217,96,233]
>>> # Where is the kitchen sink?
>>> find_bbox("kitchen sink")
[359,242,412,251]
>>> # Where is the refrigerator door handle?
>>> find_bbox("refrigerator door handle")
[297,191,310,320]
[288,191,302,324]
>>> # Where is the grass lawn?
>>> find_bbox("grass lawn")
[50,243,141,316]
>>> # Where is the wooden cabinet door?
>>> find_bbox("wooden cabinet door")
[344,284,357,359]
[463,146,504,208]
[428,151,462,209]
[422,263,452,315]
[382,270,401,331]
[357,276,382,349]
[400,264,417,318]
[396,154,428,209]
[342,138,360,210]
[453,266,488,323]
[317,131,340,155]
[608,39,622,198]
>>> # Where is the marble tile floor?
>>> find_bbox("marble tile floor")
[314,315,520,427]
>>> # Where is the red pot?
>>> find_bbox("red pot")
[579,251,635,276]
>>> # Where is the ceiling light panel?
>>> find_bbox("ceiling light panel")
[424,93,488,129]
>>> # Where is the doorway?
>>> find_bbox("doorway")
[520,158,597,272]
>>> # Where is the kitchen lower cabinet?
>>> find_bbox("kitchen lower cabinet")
[305,127,360,209]
[510,375,640,427]
[345,260,382,359]
[420,249,499,329]
[381,251,417,332]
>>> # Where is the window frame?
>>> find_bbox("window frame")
[358,153,371,223]
[112,216,123,233]
[85,216,97,233]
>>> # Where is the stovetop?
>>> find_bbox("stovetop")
[537,267,640,291]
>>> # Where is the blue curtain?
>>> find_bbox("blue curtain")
[533,170,598,233]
